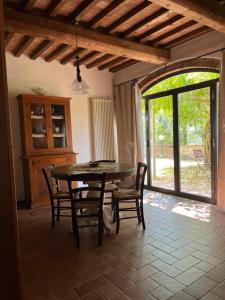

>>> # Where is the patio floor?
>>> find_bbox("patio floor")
[19,191,225,300]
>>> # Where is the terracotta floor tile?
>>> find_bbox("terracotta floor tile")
[18,191,225,299]
[74,276,108,297]
[104,269,135,291]
[124,277,159,299]
[184,276,217,298]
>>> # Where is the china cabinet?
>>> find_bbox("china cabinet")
[18,94,76,208]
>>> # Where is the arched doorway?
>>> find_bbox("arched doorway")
[142,69,219,203]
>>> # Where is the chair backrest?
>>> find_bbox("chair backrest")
[193,149,204,162]
[67,173,107,208]
[42,165,59,200]
[135,162,147,196]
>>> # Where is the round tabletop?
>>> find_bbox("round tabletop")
[51,162,136,181]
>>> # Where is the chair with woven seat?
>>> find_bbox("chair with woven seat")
[113,162,147,234]
[85,160,118,207]
[67,172,107,248]
[42,165,71,228]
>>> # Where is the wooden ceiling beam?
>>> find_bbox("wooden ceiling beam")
[86,54,113,68]
[14,35,35,57]
[106,1,151,33]
[74,51,100,66]
[164,26,212,48]
[61,47,86,65]
[67,0,99,22]
[149,0,225,34]
[30,39,55,60]
[120,7,168,37]
[45,43,71,62]
[109,59,138,72]
[24,0,38,12]
[4,8,170,64]
[88,0,125,27]
[137,14,183,41]
[98,57,127,70]
[4,31,14,47]
[149,20,197,45]
[48,0,68,18]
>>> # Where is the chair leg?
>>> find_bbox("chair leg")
[71,206,80,248]
[140,199,146,230]
[51,204,55,228]
[57,199,60,221]
[116,200,120,234]
[98,211,103,246]
[136,199,141,223]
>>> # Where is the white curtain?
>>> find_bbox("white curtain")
[217,52,225,209]
[114,82,144,166]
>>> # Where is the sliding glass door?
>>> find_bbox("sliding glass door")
[144,79,217,203]
[178,87,211,198]
[148,96,175,190]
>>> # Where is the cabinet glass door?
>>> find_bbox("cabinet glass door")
[30,103,48,150]
[51,104,67,149]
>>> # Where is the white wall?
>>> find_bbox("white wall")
[6,53,113,201]
[114,31,225,85]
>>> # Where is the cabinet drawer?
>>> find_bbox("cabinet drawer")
[32,155,75,167]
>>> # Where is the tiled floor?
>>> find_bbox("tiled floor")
[18,191,225,300]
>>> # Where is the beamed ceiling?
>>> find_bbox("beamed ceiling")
[3,0,225,72]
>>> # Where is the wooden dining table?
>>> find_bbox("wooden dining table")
[51,161,136,181]
[51,161,136,233]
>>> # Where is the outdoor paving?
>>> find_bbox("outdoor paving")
[18,191,225,299]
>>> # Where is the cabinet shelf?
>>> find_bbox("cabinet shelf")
[52,115,64,120]
[53,133,65,138]
[31,115,44,119]
[32,133,45,138]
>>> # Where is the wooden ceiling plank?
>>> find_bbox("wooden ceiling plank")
[24,0,38,12]
[4,31,14,47]
[106,1,152,33]
[150,0,225,34]
[48,0,68,18]
[74,51,100,65]
[88,0,125,27]
[137,14,184,41]
[149,20,197,45]
[67,0,99,22]
[86,54,113,68]
[14,35,35,57]
[30,39,55,60]
[120,7,168,37]
[4,9,170,64]
[109,59,138,72]
[98,57,127,70]
[61,47,86,65]
[45,43,71,62]
[164,26,212,48]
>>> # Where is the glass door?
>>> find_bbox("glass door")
[30,102,48,151]
[148,96,175,190]
[178,87,212,198]
[144,80,217,202]
[51,104,67,149]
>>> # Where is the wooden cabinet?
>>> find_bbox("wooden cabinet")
[18,94,76,208]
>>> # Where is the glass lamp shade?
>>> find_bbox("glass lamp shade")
[71,78,90,95]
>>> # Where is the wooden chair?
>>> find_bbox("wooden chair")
[67,173,107,248]
[86,160,118,207]
[42,165,71,228]
[113,162,147,234]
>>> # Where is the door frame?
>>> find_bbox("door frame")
[143,78,219,204]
